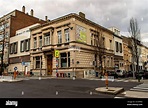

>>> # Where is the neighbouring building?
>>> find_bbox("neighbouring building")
[108,27,124,70]
[0,6,46,74]
[30,12,115,78]
[139,44,148,70]
[122,35,132,72]
[125,36,144,72]
[8,23,40,74]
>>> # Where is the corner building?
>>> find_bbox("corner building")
[30,12,114,78]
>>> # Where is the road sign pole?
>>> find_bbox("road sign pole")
[56,57,58,77]
[55,50,59,78]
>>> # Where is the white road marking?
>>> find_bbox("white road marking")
[56,91,58,95]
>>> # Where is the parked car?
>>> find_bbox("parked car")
[116,69,127,77]
[144,70,148,79]
[126,71,135,77]
[107,71,118,78]
[135,70,145,79]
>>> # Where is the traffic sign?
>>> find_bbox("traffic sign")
[22,62,25,65]
[14,67,17,70]
[55,50,60,58]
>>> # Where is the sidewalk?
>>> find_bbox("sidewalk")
[0,78,23,82]
[124,90,148,98]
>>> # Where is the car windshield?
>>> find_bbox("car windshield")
[116,70,121,72]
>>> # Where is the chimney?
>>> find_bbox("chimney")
[45,16,48,21]
[22,6,25,13]
[79,12,85,18]
[30,9,34,16]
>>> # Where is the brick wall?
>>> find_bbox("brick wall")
[10,10,45,37]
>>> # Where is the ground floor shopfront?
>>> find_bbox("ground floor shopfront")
[30,46,114,78]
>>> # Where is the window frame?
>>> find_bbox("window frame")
[65,29,70,43]
[57,30,62,44]
[33,37,37,49]
[44,33,50,46]
[39,36,42,47]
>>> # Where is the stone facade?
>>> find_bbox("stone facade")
[30,13,114,78]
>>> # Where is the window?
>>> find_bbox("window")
[10,42,17,54]
[65,29,70,42]
[96,33,99,46]
[110,40,112,50]
[39,36,42,47]
[25,39,30,51]
[34,37,37,48]
[91,33,93,45]
[102,37,105,47]
[14,42,17,53]
[10,44,13,54]
[120,63,124,67]
[57,30,62,44]
[44,33,50,45]
[95,35,98,46]
[120,43,122,53]
[20,39,30,52]
[61,53,67,67]
[116,41,118,52]
[20,41,24,52]
[94,35,96,46]
[36,56,42,69]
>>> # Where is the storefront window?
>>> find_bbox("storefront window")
[61,53,67,67]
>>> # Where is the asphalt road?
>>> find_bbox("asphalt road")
[0,78,141,98]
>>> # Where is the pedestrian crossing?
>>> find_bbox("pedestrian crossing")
[130,83,148,92]
[87,78,139,83]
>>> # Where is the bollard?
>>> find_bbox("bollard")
[13,71,17,79]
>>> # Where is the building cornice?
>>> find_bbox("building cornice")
[30,13,114,34]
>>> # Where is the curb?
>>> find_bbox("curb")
[95,87,124,95]
[0,79,23,83]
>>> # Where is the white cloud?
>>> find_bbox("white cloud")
[0,0,147,36]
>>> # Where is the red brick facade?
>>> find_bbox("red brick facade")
[10,10,46,37]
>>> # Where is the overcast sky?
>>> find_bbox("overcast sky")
[0,0,148,43]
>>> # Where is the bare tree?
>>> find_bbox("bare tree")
[94,28,105,77]
[128,18,141,82]
[0,21,5,75]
